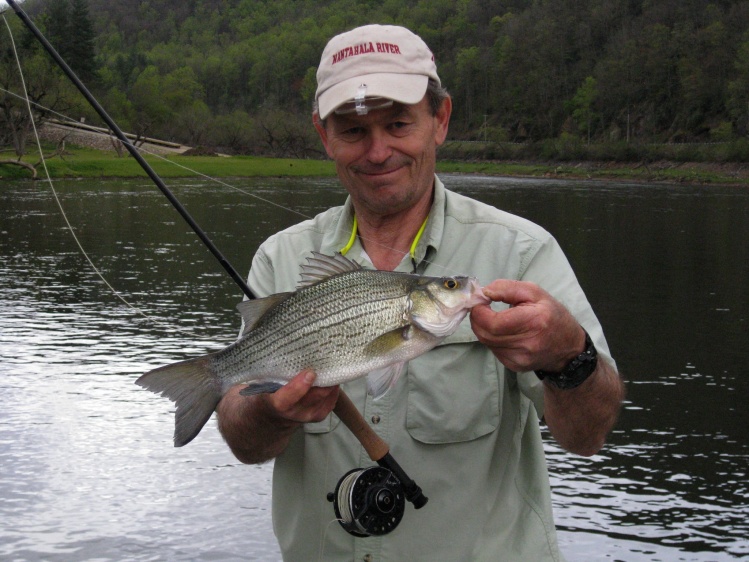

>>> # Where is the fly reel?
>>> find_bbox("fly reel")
[327,466,406,537]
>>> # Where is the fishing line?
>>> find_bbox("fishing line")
[6,7,461,557]
[1,80,475,280]
[0,84,313,222]
[2,14,201,338]
[5,2,502,287]
[319,517,345,561]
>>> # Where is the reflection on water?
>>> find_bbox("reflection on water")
[1,176,747,561]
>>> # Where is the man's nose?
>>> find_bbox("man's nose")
[365,128,393,163]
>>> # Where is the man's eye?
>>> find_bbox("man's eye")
[341,127,364,137]
[389,121,412,134]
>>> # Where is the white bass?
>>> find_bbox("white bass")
[136,253,489,446]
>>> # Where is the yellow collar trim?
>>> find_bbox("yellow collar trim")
[340,214,429,261]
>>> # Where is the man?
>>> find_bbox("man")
[217,24,624,561]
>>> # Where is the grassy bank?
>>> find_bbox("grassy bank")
[2,144,749,185]
[1,147,337,179]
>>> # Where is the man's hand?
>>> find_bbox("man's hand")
[263,370,340,425]
[216,371,339,464]
[469,279,624,456]
[469,279,586,372]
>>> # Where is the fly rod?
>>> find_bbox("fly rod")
[5,0,254,301]
[9,0,426,524]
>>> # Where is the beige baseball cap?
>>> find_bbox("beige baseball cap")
[315,24,440,119]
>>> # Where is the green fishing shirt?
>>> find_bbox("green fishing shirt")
[246,176,615,562]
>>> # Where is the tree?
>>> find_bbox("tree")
[566,76,599,144]
[67,0,98,84]
[39,0,98,85]
[0,16,82,157]
[727,34,749,137]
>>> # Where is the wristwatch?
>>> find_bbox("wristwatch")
[535,330,598,389]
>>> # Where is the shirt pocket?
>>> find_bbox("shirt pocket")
[303,414,340,434]
[406,322,501,444]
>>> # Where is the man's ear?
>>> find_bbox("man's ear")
[434,96,452,147]
[313,113,334,159]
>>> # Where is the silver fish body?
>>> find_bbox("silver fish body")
[136,253,489,446]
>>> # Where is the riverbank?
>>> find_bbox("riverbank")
[2,144,749,186]
[439,158,749,186]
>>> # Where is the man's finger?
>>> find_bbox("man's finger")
[268,370,316,411]
[482,279,543,306]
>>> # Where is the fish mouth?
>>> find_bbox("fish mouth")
[468,278,491,307]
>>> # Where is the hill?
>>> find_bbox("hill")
[7,0,749,156]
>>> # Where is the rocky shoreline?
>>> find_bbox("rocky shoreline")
[40,121,189,155]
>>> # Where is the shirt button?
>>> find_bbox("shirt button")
[371,415,381,424]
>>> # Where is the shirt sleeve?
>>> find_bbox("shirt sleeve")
[246,246,276,298]
[515,233,617,417]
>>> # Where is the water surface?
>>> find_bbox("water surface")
[1,175,747,561]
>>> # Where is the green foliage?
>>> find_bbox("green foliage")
[710,121,734,142]
[8,0,749,157]
[0,12,85,155]
[566,77,599,144]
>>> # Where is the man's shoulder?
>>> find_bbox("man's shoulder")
[442,185,551,242]
[259,205,344,255]
[250,205,347,294]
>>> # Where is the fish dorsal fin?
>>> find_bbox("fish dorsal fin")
[297,252,363,289]
[236,293,292,336]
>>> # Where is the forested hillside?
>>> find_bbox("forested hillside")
[5,0,749,156]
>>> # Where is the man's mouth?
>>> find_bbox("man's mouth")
[353,158,410,178]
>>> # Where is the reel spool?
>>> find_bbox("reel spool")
[327,466,406,537]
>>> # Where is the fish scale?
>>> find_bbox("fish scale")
[216,277,411,386]
[136,253,489,446]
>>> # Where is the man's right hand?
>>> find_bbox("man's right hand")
[262,370,340,425]
[216,370,339,464]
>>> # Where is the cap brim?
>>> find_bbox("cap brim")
[317,73,429,119]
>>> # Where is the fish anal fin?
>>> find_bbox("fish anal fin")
[236,293,292,336]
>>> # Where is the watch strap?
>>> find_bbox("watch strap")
[535,330,598,390]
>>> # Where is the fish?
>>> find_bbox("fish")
[135,252,490,446]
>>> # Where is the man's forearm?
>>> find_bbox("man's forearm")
[542,359,625,456]
[216,386,300,464]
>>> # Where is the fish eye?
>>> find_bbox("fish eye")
[443,278,458,290]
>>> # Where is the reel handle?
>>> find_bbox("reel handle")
[333,392,428,509]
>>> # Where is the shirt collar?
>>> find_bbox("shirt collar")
[320,175,447,272]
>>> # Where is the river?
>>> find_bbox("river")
[0,174,747,561]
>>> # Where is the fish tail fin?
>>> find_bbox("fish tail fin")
[136,356,223,447]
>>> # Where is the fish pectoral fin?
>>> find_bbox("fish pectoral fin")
[363,325,430,400]
[364,325,417,356]
[366,362,405,400]
[236,293,293,336]
[239,381,285,396]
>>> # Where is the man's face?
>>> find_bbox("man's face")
[315,96,451,219]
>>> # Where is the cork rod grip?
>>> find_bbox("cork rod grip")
[333,391,390,461]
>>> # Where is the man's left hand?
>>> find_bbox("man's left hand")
[469,279,585,373]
